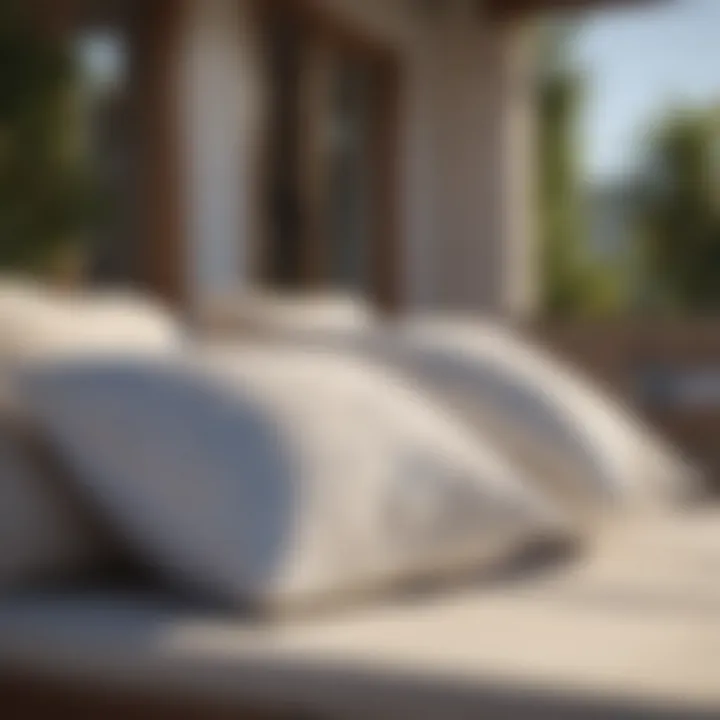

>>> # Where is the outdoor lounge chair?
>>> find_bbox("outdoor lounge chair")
[1,510,720,719]
[0,287,715,719]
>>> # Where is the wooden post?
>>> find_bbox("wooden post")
[127,0,189,307]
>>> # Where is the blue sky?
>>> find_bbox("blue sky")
[574,0,720,182]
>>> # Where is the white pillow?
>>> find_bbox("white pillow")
[0,285,184,368]
[199,291,374,343]
[0,280,177,589]
[20,346,563,611]
[0,412,105,589]
[353,319,699,514]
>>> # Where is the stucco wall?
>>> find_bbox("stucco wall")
[422,5,538,314]
[177,0,537,315]
[179,0,263,308]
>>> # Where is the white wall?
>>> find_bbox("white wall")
[176,0,537,316]
[313,0,539,316]
[179,0,263,309]
[420,5,538,315]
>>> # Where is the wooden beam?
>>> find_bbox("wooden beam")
[127,0,189,307]
[370,55,403,314]
[27,0,83,37]
[487,0,659,20]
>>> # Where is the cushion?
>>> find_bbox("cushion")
[0,284,184,369]
[199,291,375,343]
[19,345,564,612]
[352,319,699,514]
[1,512,719,714]
[194,296,698,515]
[0,280,179,590]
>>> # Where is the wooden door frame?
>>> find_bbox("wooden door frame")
[256,0,404,312]
[128,0,189,307]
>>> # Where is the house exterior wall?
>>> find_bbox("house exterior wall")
[175,0,538,317]
[178,0,264,309]
[418,4,538,314]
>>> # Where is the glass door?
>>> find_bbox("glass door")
[325,54,375,294]
[260,5,400,309]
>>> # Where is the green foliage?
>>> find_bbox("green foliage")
[537,25,627,318]
[635,108,720,314]
[538,64,584,313]
[539,29,720,318]
[0,1,94,273]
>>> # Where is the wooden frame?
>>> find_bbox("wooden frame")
[127,0,189,307]
[0,676,289,720]
[486,0,655,19]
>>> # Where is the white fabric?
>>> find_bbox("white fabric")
[349,319,698,513]
[19,345,562,610]
[0,284,184,369]
[200,291,374,343]
[199,294,697,513]
[0,280,181,589]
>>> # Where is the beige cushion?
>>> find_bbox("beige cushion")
[20,345,563,612]
[353,319,699,515]
[1,512,719,716]
[220,311,698,516]
[197,294,699,515]
[199,291,374,342]
[0,284,184,368]
[0,280,181,589]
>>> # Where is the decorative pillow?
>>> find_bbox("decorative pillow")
[199,291,374,343]
[0,280,180,590]
[0,284,185,368]
[20,345,564,612]
[354,319,699,514]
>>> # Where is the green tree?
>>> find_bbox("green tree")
[635,108,720,313]
[537,24,626,317]
[0,1,93,274]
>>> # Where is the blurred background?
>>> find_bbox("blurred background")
[3,0,720,481]
[540,0,720,319]
[4,0,720,316]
